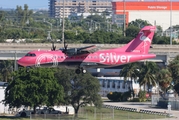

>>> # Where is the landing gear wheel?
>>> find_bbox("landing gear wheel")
[82,69,86,73]
[26,66,31,73]
[75,69,81,74]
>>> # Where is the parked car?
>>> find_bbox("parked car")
[36,107,61,114]
[0,82,8,87]
[15,109,33,117]
[16,107,62,117]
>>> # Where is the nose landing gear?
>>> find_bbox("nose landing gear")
[75,68,86,74]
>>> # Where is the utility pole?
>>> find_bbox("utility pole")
[43,18,52,41]
[14,51,17,71]
[123,0,126,36]
[43,18,52,32]
[170,0,173,46]
[62,0,65,46]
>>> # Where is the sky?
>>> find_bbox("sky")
[0,0,49,9]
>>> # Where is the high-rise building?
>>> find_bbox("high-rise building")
[49,0,112,18]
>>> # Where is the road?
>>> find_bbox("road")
[0,43,179,53]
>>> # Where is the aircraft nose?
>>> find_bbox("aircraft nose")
[17,57,28,67]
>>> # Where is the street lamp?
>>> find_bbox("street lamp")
[123,0,126,36]
[43,18,52,40]
[47,31,51,40]
[136,21,143,28]
[62,0,65,46]
[170,0,173,45]
[43,18,52,32]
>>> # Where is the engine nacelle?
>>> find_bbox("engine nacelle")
[66,48,78,56]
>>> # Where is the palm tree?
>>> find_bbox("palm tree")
[0,60,13,82]
[157,68,172,96]
[138,61,159,92]
[168,55,179,85]
[119,62,140,97]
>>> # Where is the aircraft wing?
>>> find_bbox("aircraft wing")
[78,45,99,53]
[64,45,99,56]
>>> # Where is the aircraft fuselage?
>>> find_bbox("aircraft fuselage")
[17,50,156,69]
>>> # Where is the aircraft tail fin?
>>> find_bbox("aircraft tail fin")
[118,26,156,54]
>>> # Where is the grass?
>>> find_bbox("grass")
[0,106,168,120]
[78,106,166,120]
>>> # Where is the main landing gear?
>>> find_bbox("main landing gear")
[75,68,86,74]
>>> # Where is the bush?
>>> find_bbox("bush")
[138,90,147,102]
[122,90,132,101]
[107,91,132,102]
[107,92,122,102]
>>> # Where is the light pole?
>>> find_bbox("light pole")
[43,18,52,40]
[47,31,51,40]
[43,18,52,32]
[123,0,126,36]
[170,0,172,45]
[136,21,143,28]
[62,0,65,46]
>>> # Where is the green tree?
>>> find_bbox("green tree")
[168,55,179,85]
[55,68,102,116]
[119,63,140,97]
[15,5,23,24]
[138,90,147,102]
[157,68,172,94]
[152,35,170,44]
[0,11,6,22]
[23,4,33,26]
[4,67,64,113]
[128,19,151,28]
[174,83,179,96]
[15,4,33,26]
[0,60,13,82]
[138,62,159,92]
[125,26,140,38]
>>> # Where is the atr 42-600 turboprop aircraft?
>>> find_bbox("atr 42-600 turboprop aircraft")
[17,26,156,74]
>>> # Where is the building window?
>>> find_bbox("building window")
[112,81,115,88]
[122,82,126,89]
[117,81,120,89]
[107,81,110,88]
[102,80,105,87]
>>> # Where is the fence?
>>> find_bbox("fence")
[157,97,179,110]
[28,106,170,120]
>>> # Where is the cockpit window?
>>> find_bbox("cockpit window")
[25,53,36,57]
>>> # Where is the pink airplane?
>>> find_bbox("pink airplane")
[17,26,156,74]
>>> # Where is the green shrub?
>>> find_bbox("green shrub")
[122,90,132,101]
[138,90,147,102]
[107,92,122,102]
[107,91,132,102]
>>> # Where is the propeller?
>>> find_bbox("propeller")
[64,42,68,51]
[51,41,56,51]
[61,41,68,54]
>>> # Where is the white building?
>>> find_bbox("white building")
[49,0,112,18]
[97,77,159,97]
[0,87,9,113]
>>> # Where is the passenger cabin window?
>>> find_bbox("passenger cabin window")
[25,53,36,57]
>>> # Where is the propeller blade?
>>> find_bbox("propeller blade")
[51,42,56,51]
